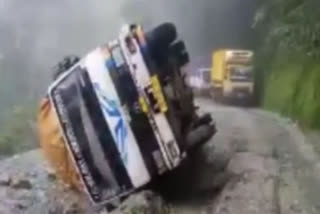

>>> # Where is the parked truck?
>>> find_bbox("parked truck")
[211,49,254,102]
[188,67,211,96]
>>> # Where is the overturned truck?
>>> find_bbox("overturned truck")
[38,23,216,206]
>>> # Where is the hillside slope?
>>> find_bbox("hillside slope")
[254,0,320,129]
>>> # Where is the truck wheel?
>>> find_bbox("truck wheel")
[185,124,216,152]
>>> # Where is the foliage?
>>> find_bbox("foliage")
[0,103,38,157]
[254,0,320,129]
[255,0,320,56]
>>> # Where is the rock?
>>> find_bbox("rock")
[11,177,33,189]
[48,203,64,214]
[117,191,172,214]
[28,171,37,177]
[0,173,12,186]
[44,167,57,181]
[36,190,46,202]
[64,202,82,214]
[15,199,31,210]
[47,172,57,182]
[212,152,279,214]
[288,200,302,213]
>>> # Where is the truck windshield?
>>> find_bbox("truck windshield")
[230,66,253,82]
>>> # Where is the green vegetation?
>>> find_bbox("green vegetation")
[0,104,38,157]
[253,0,320,129]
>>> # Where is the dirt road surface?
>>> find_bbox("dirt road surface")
[0,98,319,214]
[191,98,320,214]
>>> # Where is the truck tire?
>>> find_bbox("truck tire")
[185,123,216,152]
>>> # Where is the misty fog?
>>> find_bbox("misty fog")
[0,0,259,126]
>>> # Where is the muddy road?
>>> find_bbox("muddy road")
[189,98,320,214]
[0,98,320,214]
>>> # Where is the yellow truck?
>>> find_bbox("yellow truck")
[211,49,254,102]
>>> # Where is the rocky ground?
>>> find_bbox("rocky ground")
[0,98,320,214]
